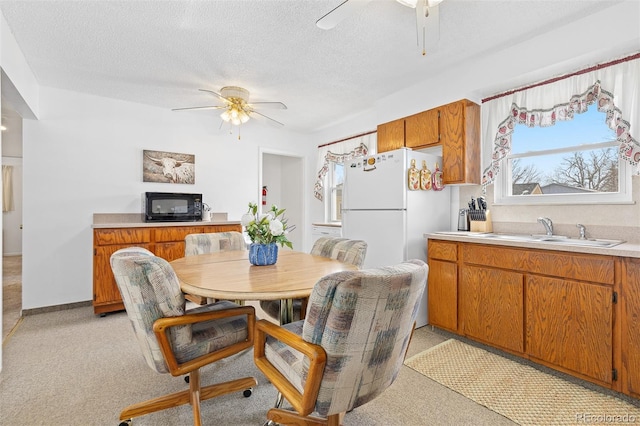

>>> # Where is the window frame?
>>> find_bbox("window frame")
[324,161,343,223]
[494,142,631,205]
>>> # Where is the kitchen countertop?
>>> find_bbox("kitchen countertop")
[92,220,241,229]
[426,231,640,259]
[92,213,240,229]
[312,223,342,227]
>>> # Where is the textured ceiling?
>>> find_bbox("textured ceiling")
[0,0,625,133]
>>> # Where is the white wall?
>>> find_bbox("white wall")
[21,86,314,310]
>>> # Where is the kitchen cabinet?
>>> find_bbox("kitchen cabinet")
[405,108,439,149]
[460,265,524,353]
[376,99,479,184]
[440,99,480,185]
[427,240,458,331]
[427,241,458,331]
[622,258,640,398]
[428,238,626,395]
[376,118,405,153]
[93,223,241,315]
[526,274,613,384]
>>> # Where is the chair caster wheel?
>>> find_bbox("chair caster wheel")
[118,420,131,426]
[243,388,252,397]
[184,376,189,384]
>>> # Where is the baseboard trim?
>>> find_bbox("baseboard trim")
[22,300,92,316]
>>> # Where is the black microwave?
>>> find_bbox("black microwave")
[143,192,203,222]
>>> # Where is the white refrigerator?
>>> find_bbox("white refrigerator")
[341,148,451,327]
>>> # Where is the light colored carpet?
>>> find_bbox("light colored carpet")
[405,339,640,426]
[0,306,519,426]
[2,255,22,342]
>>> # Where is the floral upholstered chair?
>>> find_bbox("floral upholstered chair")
[184,231,246,256]
[259,237,367,323]
[184,231,247,304]
[110,247,256,426]
[254,259,428,426]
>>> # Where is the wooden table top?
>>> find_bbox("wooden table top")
[171,249,357,301]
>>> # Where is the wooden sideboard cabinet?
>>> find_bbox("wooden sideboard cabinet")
[93,223,241,315]
[427,238,632,397]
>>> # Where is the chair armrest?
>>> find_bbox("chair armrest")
[253,319,326,416]
[153,305,255,376]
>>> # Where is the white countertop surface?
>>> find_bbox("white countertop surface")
[92,220,241,229]
[426,231,640,259]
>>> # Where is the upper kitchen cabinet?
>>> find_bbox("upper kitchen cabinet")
[377,117,405,153]
[377,99,480,184]
[405,108,440,149]
[440,99,480,185]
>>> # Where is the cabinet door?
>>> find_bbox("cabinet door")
[526,275,613,384]
[155,241,186,262]
[460,265,524,353]
[622,258,640,397]
[94,243,151,310]
[377,118,405,153]
[405,108,439,148]
[427,259,457,331]
[440,100,480,184]
[154,226,204,243]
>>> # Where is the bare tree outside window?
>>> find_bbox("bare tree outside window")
[551,148,618,192]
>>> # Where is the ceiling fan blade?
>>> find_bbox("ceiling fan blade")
[249,101,288,110]
[316,0,373,30]
[250,110,284,127]
[199,88,231,103]
[172,105,226,111]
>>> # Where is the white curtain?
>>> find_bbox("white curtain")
[314,132,376,201]
[3,165,14,212]
[482,54,640,189]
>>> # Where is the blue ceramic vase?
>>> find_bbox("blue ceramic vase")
[248,243,278,266]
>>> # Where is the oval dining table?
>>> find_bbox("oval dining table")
[170,249,358,324]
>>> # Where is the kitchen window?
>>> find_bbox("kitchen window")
[482,55,639,206]
[326,162,343,222]
[494,104,631,205]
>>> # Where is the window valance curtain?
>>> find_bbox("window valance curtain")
[481,54,640,189]
[314,132,376,201]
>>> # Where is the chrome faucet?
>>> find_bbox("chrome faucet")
[576,223,587,240]
[537,217,553,236]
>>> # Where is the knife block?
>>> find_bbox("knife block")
[470,210,493,233]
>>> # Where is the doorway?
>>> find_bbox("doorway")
[2,101,24,342]
[261,151,305,252]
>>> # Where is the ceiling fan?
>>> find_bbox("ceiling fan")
[316,0,445,56]
[172,86,287,129]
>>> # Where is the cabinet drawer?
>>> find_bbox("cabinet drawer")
[462,244,614,285]
[428,240,457,262]
[154,226,204,242]
[94,228,151,245]
[204,224,242,233]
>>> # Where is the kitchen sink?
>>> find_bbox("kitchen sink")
[476,233,624,248]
